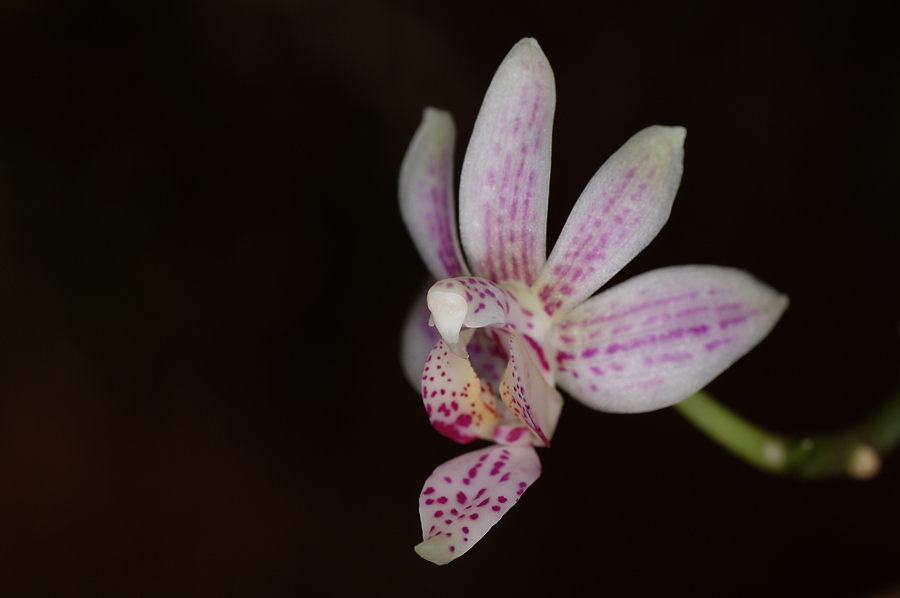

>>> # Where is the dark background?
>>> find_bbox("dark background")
[1,1,898,596]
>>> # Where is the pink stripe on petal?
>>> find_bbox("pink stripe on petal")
[400,109,470,280]
[415,444,541,565]
[535,126,685,319]
[459,39,554,287]
[550,265,787,413]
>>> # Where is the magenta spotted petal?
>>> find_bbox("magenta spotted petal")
[498,330,563,447]
[422,333,500,443]
[416,444,541,565]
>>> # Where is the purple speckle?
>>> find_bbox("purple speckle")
[719,315,749,329]
[505,428,525,442]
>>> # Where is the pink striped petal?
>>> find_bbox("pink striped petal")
[421,333,500,444]
[551,265,788,413]
[534,126,686,319]
[415,444,541,565]
[400,108,470,280]
[498,331,563,447]
[459,38,554,287]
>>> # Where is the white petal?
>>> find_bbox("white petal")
[415,444,541,565]
[534,126,685,319]
[400,108,470,280]
[459,38,554,287]
[550,265,787,413]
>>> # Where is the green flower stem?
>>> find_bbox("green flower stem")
[674,387,900,479]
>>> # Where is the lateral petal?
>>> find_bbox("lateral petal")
[459,38,554,287]
[551,265,787,413]
[399,108,470,280]
[415,444,541,565]
[421,332,500,444]
[498,330,563,447]
[534,126,685,319]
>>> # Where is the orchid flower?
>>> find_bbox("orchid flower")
[399,38,787,565]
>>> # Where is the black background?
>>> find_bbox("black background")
[1,1,898,596]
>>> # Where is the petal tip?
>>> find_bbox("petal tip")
[414,538,454,565]
[515,37,542,50]
[645,124,687,155]
[421,106,453,127]
[664,125,687,145]
[502,37,552,75]
[747,274,789,319]
[775,293,790,314]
